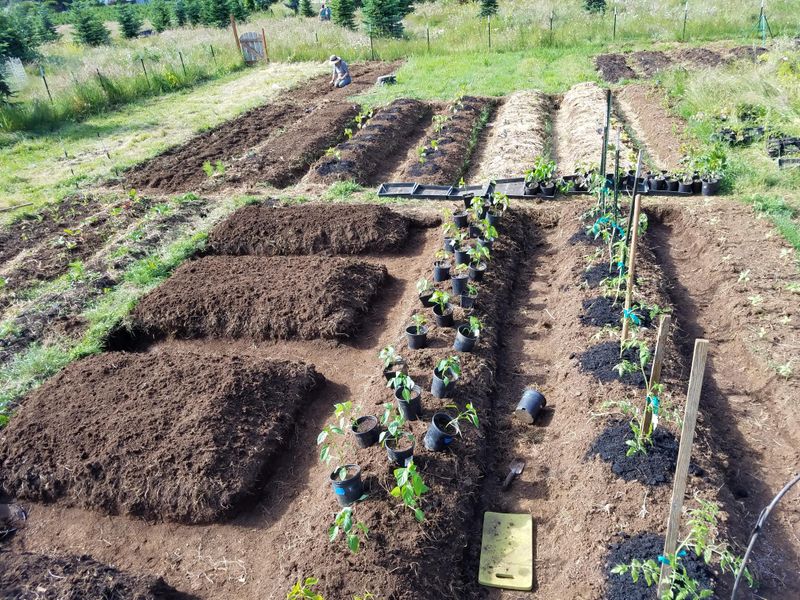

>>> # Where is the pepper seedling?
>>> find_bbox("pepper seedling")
[430,290,451,314]
[417,278,433,295]
[468,244,491,266]
[466,316,483,338]
[410,312,427,334]
[287,577,324,600]
[379,402,413,447]
[436,355,461,386]
[492,192,510,213]
[329,506,369,553]
[478,218,498,241]
[387,372,416,401]
[445,402,479,437]
[379,346,402,370]
[469,195,485,220]
[317,401,355,468]
[390,459,429,522]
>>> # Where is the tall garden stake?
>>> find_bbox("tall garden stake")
[599,89,612,179]
[681,2,689,41]
[620,193,641,345]
[625,150,644,246]
[179,51,187,77]
[140,58,150,88]
[230,14,242,56]
[488,17,492,49]
[642,315,671,436]
[658,339,709,596]
[612,130,621,221]
[262,29,269,62]
[613,5,618,40]
[39,65,53,102]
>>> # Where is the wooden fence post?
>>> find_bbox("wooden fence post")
[140,58,150,88]
[231,14,242,56]
[178,51,187,77]
[657,339,709,595]
[642,314,671,435]
[262,29,270,63]
[620,193,641,344]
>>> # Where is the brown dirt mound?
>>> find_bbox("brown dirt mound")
[394,96,495,185]
[305,98,432,184]
[726,46,768,62]
[133,255,387,341]
[0,551,190,599]
[224,101,360,189]
[673,47,723,68]
[209,203,410,256]
[595,53,638,83]
[631,50,673,77]
[0,350,323,523]
[125,62,398,193]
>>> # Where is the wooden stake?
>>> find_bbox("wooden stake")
[231,14,242,56]
[657,339,709,596]
[642,314,671,435]
[261,28,270,63]
[620,193,641,344]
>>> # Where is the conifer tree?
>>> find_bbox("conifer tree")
[117,4,143,39]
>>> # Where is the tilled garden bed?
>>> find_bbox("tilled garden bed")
[0,350,323,523]
[132,255,387,341]
[393,96,496,185]
[0,552,189,599]
[306,98,433,185]
[209,203,412,256]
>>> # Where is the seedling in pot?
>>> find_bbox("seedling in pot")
[430,290,454,327]
[317,401,355,466]
[390,459,429,522]
[468,243,490,266]
[451,263,470,296]
[379,345,407,380]
[461,281,479,308]
[380,403,415,464]
[417,278,435,306]
[478,219,498,243]
[406,313,429,350]
[410,313,427,335]
[445,402,480,437]
[431,355,461,398]
[454,316,483,352]
[329,506,369,553]
[612,498,753,597]
[387,371,416,401]
[491,192,510,214]
[469,195,486,221]
[433,249,452,282]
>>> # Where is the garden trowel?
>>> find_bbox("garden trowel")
[501,458,525,491]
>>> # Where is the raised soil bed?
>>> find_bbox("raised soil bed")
[132,255,387,341]
[0,350,323,523]
[306,98,432,185]
[209,203,411,256]
[0,552,189,599]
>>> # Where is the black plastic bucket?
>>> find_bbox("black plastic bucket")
[515,389,547,424]
[419,292,435,308]
[424,412,456,451]
[460,293,477,309]
[453,212,469,228]
[469,264,486,282]
[454,249,470,266]
[406,325,428,349]
[352,415,379,448]
[433,262,451,282]
[386,437,415,466]
[451,274,468,296]
[431,367,456,398]
[395,386,423,420]
[433,304,454,328]
[330,464,363,506]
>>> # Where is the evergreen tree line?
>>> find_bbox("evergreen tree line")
[1,2,59,99]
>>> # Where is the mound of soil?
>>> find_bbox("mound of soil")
[674,47,723,68]
[0,551,190,599]
[306,98,432,184]
[588,420,677,486]
[595,53,638,83]
[579,340,646,386]
[225,101,360,188]
[0,351,323,523]
[580,296,653,329]
[133,255,387,341]
[209,203,411,256]
[631,51,673,77]
[583,262,615,287]
[396,96,494,185]
[605,532,715,600]
[726,46,767,62]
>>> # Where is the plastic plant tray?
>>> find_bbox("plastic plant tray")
[377,182,417,197]
[411,185,454,199]
[492,178,527,199]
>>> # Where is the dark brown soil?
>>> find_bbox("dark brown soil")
[583,262,615,287]
[674,47,723,68]
[0,551,191,599]
[595,53,638,83]
[579,340,646,386]
[0,350,323,523]
[605,533,714,600]
[125,62,398,193]
[209,203,411,256]
[726,46,768,62]
[305,98,432,185]
[588,420,678,486]
[0,195,104,267]
[224,101,360,188]
[580,296,653,329]
[394,96,494,185]
[132,255,387,341]
[631,51,673,77]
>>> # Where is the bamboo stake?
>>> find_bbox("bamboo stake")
[642,314,671,435]
[658,339,709,596]
[620,193,641,344]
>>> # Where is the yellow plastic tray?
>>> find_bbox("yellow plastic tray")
[478,511,534,591]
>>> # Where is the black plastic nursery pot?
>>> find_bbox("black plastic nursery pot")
[330,464,363,507]
[451,273,469,296]
[406,325,428,349]
[691,178,702,194]
[443,237,454,254]
[453,211,469,228]
[454,248,470,266]
[678,180,693,194]
[515,389,547,424]
[477,238,493,252]
[395,385,423,420]
[539,182,556,197]
[666,177,679,192]
[649,176,666,191]
[468,224,481,239]
[460,292,477,309]
[386,437,415,466]
[487,211,501,227]
[430,367,457,398]
[424,412,457,451]
[419,291,435,308]
[453,325,477,352]
[383,360,408,382]
[469,263,486,282]
[524,182,540,196]
[433,261,451,282]
[352,415,380,448]
[701,178,720,196]
[433,304,455,328]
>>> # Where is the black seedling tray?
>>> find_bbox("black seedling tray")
[412,185,454,199]
[778,157,800,168]
[493,177,527,199]
[377,182,417,197]
[453,183,492,198]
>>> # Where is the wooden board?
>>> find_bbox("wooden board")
[478,511,534,591]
